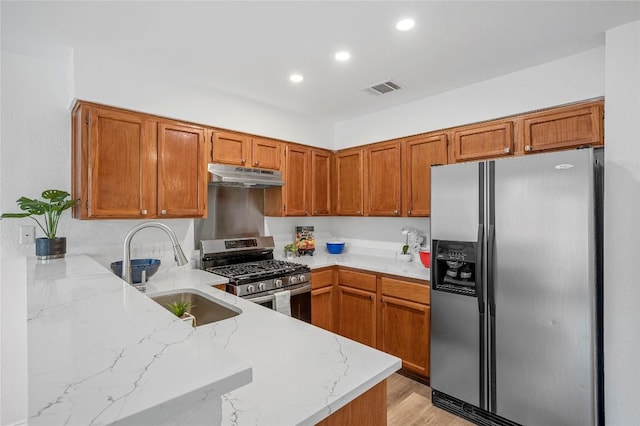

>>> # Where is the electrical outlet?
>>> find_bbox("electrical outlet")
[20,225,35,244]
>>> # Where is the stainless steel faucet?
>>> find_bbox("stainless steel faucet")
[122,222,189,284]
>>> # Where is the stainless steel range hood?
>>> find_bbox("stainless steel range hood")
[207,163,283,188]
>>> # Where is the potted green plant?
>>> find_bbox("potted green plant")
[167,300,196,327]
[284,243,297,259]
[1,189,78,260]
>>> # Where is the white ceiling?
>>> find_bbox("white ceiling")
[2,1,640,122]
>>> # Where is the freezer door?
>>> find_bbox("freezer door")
[431,290,482,406]
[490,149,597,425]
[430,161,485,407]
[431,162,481,242]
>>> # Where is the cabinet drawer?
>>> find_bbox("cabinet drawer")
[338,269,376,292]
[381,277,430,305]
[311,268,334,290]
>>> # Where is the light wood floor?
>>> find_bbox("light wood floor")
[387,373,474,426]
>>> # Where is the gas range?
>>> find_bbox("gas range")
[200,236,311,298]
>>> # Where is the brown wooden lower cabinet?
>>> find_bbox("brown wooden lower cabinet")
[311,268,336,332]
[379,295,430,378]
[311,285,335,332]
[316,380,387,426]
[314,267,431,380]
[337,285,377,347]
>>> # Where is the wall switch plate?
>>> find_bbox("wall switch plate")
[20,225,35,244]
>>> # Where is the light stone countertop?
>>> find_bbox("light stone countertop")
[276,250,431,282]
[27,255,401,425]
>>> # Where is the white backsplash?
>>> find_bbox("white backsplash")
[265,216,430,259]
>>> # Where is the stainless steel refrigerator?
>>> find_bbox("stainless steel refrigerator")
[429,148,603,426]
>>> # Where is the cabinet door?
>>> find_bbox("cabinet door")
[453,121,514,162]
[403,134,448,217]
[335,148,364,216]
[284,145,310,216]
[212,131,248,166]
[157,122,207,218]
[85,106,155,218]
[312,286,335,332]
[366,141,401,216]
[523,102,603,153]
[338,285,376,347]
[251,137,281,170]
[311,149,331,215]
[380,295,430,377]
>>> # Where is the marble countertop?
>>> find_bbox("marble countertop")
[27,256,251,426]
[27,255,401,425]
[276,251,431,282]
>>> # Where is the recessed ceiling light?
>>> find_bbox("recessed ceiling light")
[335,51,351,62]
[396,18,415,31]
[290,73,304,83]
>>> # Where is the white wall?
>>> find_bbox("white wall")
[334,47,605,148]
[603,20,640,425]
[73,48,333,149]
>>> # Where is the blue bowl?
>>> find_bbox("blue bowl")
[326,242,345,254]
[110,259,161,283]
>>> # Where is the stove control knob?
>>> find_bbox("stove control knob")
[258,282,266,291]
[274,279,283,288]
[290,276,298,285]
[298,275,307,283]
[246,284,255,294]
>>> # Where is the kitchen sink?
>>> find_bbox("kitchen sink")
[150,290,241,326]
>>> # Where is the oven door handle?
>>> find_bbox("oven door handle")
[247,283,311,304]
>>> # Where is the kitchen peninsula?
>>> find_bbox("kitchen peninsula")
[27,255,401,425]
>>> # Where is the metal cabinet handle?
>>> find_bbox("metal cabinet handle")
[357,210,361,215]
[525,145,532,152]
[314,210,318,215]
[408,210,412,215]
[504,147,511,153]
[241,158,246,164]
[161,209,167,215]
[394,210,399,215]
[255,160,260,166]
[141,209,147,215]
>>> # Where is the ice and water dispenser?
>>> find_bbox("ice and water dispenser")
[432,240,479,297]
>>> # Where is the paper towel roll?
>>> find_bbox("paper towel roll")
[274,290,291,316]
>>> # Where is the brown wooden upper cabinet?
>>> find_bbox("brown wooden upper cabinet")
[365,141,402,216]
[402,133,448,217]
[72,101,206,219]
[452,120,514,163]
[334,147,364,216]
[311,148,332,215]
[211,131,281,170]
[265,144,332,217]
[283,144,310,216]
[522,101,603,154]
[157,122,207,218]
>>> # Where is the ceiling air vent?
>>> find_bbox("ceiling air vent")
[366,80,402,95]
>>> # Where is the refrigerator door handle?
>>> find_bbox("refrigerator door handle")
[487,224,496,314]
[476,225,484,313]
